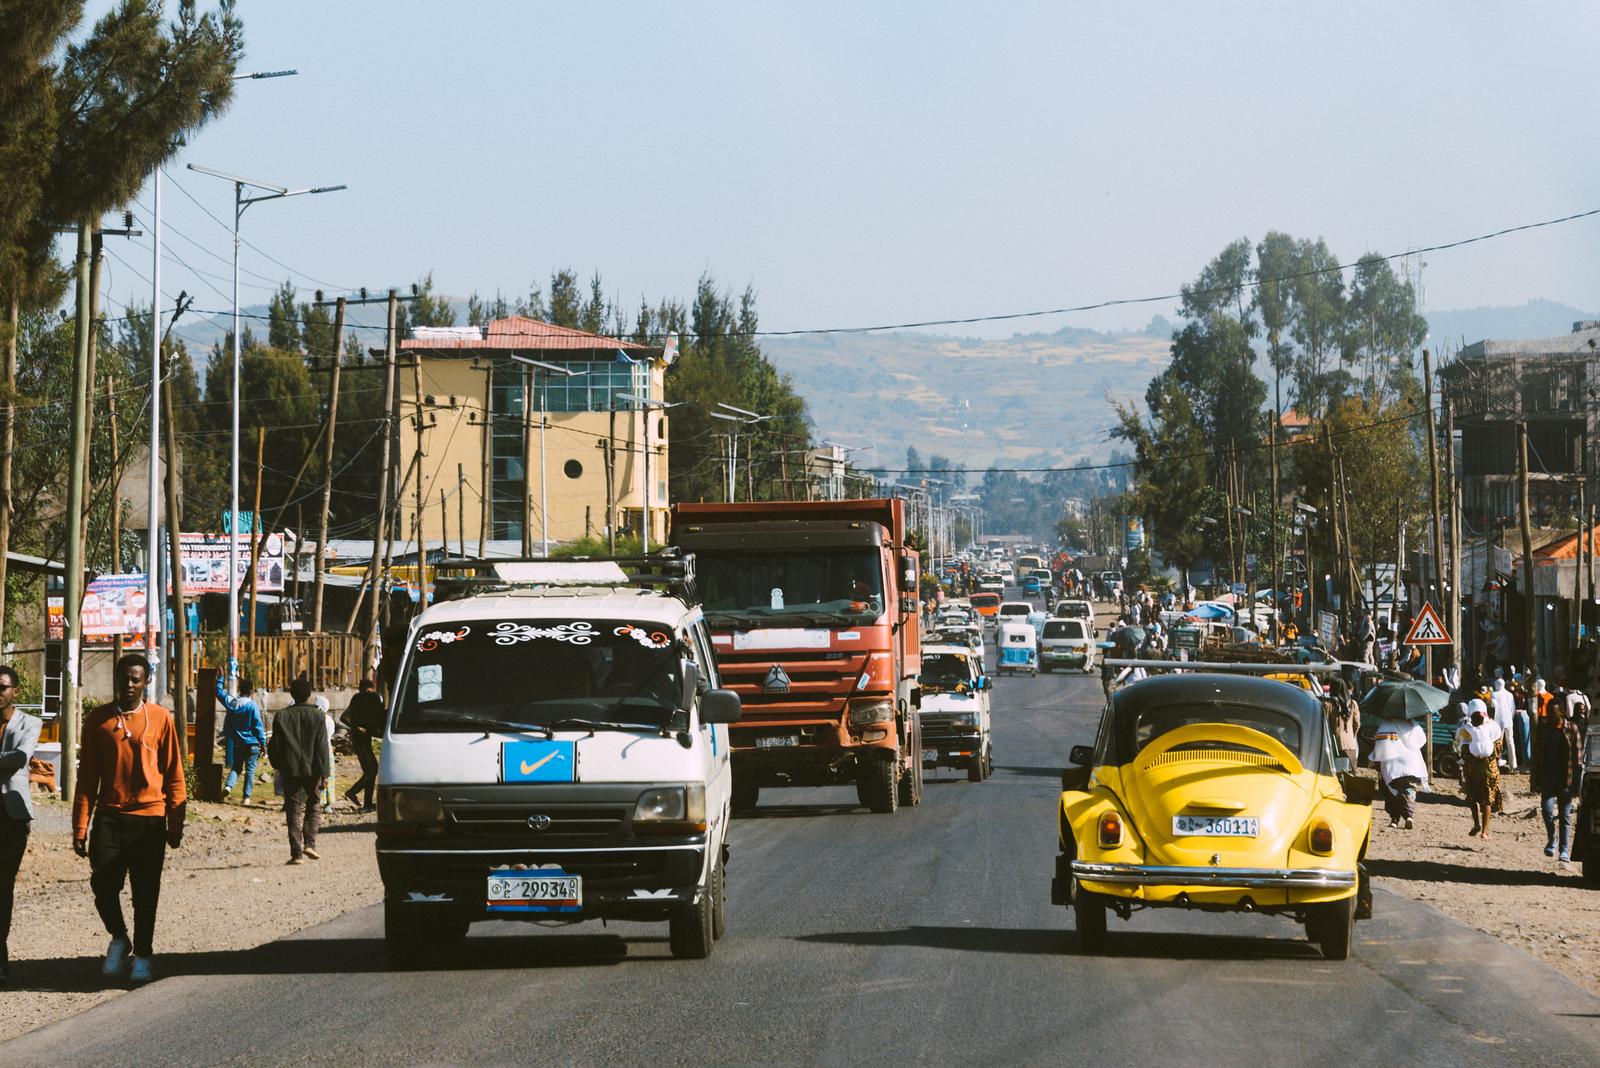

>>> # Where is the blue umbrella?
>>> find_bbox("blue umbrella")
[1188,603,1233,621]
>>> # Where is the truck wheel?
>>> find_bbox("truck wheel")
[384,903,467,968]
[1041,662,1052,674]
[1583,849,1598,888]
[967,748,985,783]
[670,880,716,960]
[857,756,899,813]
[1309,897,1355,960]
[899,746,924,807]
[1074,889,1108,952]
[711,859,728,941]
[731,777,759,815]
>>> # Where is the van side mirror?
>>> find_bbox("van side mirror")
[679,660,701,710]
[700,688,742,725]
[976,675,991,691]
[1069,744,1095,767]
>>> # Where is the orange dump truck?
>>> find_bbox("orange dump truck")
[672,499,924,814]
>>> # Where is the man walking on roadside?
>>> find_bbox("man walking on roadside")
[268,677,329,865]
[1530,698,1583,861]
[73,654,185,984]
[216,674,266,805]
[341,677,385,812]
[0,664,40,986]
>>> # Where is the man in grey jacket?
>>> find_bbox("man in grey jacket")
[267,677,330,865]
[0,664,40,984]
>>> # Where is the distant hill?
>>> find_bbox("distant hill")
[1426,299,1600,352]
[762,320,1174,472]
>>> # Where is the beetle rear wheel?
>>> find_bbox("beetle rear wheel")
[1074,889,1108,952]
[1309,896,1355,960]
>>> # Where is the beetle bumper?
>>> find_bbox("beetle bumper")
[1071,861,1357,890]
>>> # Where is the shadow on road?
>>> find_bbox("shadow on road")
[995,766,1064,780]
[795,925,1321,961]
[1366,857,1582,888]
[317,822,377,835]
[5,930,674,991]
[735,804,867,820]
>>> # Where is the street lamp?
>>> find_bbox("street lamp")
[509,355,584,556]
[708,403,770,502]
[185,163,345,692]
[616,392,682,554]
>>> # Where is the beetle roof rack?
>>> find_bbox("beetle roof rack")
[431,551,697,604]
[1102,658,1343,674]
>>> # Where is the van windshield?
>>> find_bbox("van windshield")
[1043,620,1084,639]
[392,619,683,734]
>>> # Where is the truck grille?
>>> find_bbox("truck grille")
[446,804,629,844]
[714,650,868,717]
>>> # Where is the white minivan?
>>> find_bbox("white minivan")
[1040,617,1096,673]
[375,559,742,964]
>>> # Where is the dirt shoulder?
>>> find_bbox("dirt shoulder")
[1366,772,1599,997]
[2,755,382,1045]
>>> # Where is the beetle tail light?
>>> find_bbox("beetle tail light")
[1097,811,1124,848]
[1309,820,1335,855]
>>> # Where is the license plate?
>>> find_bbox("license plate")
[1173,815,1259,837]
[756,735,800,749]
[922,748,938,763]
[486,869,581,913]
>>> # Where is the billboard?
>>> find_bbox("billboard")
[1124,516,1145,552]
[47,574,159,644]
[178,531,286,593]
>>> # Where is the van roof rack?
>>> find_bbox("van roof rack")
[431,550,697,604]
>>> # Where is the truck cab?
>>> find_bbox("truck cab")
[673,500,924,815]
[374,558,742,964]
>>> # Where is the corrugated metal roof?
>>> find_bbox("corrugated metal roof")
[401,315,654,354]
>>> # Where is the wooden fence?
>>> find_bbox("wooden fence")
[185,633,365,693]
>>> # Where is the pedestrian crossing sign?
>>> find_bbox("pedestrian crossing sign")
[1403,602,1452,646]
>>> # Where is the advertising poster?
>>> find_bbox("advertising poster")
[178,531,286,593]
[47,574,159,644]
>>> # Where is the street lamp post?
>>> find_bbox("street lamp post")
[616,393,682,554]
[185,163,345,692]
[708,403,770,502]
[510,355,584,556]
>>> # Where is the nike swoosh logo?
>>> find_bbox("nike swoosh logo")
[519,752,561,775]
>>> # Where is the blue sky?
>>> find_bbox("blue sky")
[82,1,1600,345]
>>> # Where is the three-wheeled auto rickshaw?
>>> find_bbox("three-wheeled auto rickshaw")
[998,621,1038,676]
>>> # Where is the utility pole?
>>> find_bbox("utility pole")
[457,464,465,557]
[603,410,617,554]
[311,296,345,633]
[247,427,265,640]
[61,223,92,803]
[1422,349,1445,635]
[411,347,427,603]
[144,173,163,693]
[1445,396,1461,670]
[362,291,399,677]
[161,295,193,755]
[1268,410,1281,644]
[478,361,491,555]
[1578,481,1588,659]
[106,379,123,659]
[1587,497,1596,644]
[1518,422,1537,673]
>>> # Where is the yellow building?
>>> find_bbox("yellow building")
[396,317,669,552]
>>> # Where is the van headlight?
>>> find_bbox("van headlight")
[848,698,895,725]
[634,784,707,834]
[378,787,444,827]
[951,711,977,727]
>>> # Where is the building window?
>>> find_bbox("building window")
[538,360,651,412]
[563,459,583,479]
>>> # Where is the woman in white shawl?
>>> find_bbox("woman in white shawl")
[1370,714,1429,829]
[1455,698,1503,838]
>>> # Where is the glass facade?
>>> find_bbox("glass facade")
[486,358,653,540]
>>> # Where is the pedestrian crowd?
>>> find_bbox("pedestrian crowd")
[0,654,387,988]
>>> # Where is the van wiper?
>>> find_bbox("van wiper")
[545,717,661,736]
[429,711,553,738]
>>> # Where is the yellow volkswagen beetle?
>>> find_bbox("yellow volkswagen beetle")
[1052,670,1375,959]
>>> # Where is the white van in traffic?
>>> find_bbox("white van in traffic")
[375,558,742,964]
[1040,617,1096,673]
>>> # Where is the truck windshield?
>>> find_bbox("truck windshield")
[697,551,883,624]
[392,619,682,734]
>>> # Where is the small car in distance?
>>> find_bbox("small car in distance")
[1053,599,1094,622]
[917,645,993,781]
[1040,617,1096,673]
[1053,670,1375,959]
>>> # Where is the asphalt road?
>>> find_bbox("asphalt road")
[5,645,1600,1066]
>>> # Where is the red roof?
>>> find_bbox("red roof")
[401,315,653,353]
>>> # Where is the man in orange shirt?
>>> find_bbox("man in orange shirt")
[72,654,185,984]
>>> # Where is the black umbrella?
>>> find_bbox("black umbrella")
[1359,680,1450,722]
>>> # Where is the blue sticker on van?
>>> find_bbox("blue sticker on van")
[502,740,576,783]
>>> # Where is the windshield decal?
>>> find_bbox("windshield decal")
[490,621,597,646]
[416,625,471,651]
[416,663,443,702]
[614,624,672,649]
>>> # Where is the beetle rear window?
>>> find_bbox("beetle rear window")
[1124,702,1310,764]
